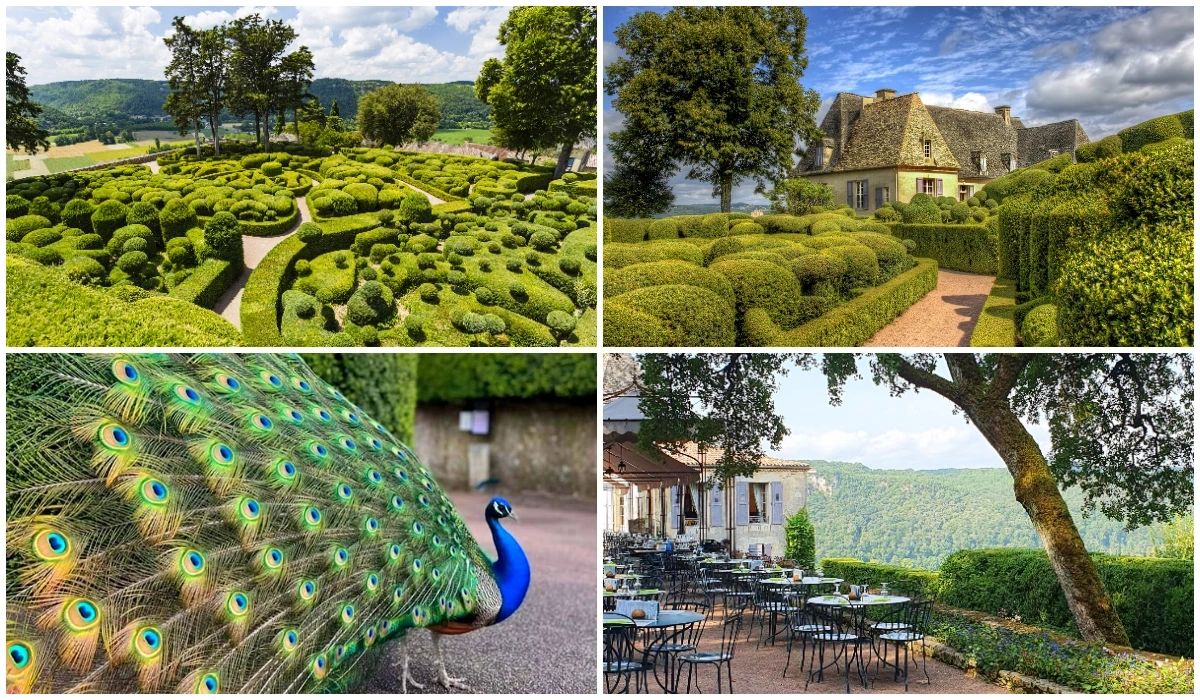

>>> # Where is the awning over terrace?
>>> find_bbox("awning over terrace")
[603,440,697,487]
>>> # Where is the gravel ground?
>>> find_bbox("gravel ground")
[360,490,597,694]
[627,607,1005,695]
[864,269,996,347]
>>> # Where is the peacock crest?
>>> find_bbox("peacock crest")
[5,353,499,692]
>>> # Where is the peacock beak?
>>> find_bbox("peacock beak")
[508,512,519,522]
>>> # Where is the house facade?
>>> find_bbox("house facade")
[798,89,1088,214]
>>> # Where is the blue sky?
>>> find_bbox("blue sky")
[770,357,1050,471]
[6,5,511,85]
[604,5,1195,206]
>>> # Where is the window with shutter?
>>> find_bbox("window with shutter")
[936,179,943,197]
[846,181,854,207]
[923,139,932,158]
[875,187,883,209]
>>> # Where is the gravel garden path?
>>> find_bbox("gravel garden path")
[864,269,995,347]
[212,183,316,329]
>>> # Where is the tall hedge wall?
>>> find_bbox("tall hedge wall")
[890,223,997,275]
[939,548,1192,657]
[301,354,417,444]
[418,354,596,402]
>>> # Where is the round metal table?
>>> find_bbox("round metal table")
[604,610,707,692]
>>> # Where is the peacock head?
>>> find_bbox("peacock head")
[486,497,515,521]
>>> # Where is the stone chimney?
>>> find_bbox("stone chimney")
[875,88,896,101]
[995,105,1012,126]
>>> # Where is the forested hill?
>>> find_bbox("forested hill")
[29,78,489,129]
[803,460,1156,570]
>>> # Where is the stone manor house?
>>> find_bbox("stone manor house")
[798,89,1088,214]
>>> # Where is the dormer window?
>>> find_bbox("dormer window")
[971,151,982,170]
[1002,153,1013,171]
[923,139,932,158]
[814,146,824,168]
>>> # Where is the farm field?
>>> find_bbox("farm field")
[432,128,492,145]
[6,143,598,348]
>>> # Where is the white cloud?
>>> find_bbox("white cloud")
[921,90,993,113]
[181,6,278,30]
[444,6,509,59]
[6,6,169,83]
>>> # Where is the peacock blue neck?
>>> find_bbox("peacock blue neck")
[487,508,530,624]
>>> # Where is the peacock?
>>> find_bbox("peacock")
[5,353,531,693]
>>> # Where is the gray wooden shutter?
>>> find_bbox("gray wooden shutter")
[915,177,924,194]
[861,180,869,209]
[846,181,854,207]
[770,481,784,525]
[936,179,943,197]
[709,483,724,528]
[875,187,883,209]
[735,482,749,526]
[669,485,680,530]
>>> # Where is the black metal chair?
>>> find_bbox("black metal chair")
[645,613,706,693]
[603,615,648,693]
[805,602,870,693]
[782,588,831,678]
[875,599,934,691]
[676,611,743,693]
[747,580,795,647]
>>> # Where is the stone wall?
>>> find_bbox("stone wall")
[412,399,596,499]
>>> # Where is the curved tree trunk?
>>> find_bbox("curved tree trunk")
[720,171,733,212]
[553,141,574,178]
[944,362,1131,647]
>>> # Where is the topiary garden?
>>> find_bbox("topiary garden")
[6,142,598,347]
[602,209,935,346]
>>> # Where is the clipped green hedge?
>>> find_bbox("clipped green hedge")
[752,258,937,346]
[224,206,298,237]
[604,218,650,243]
[302,354,417,443]
[605,284,736,347]
[604,241,704,268]
[417,354,595,402]
[168,259,238,309]
[241,236,306,345]
[1118,110,1190,152]
[6,256,241,347]
[709,258,805,331]
[939,548,1193,657]
[603,260,734,300]
[820,557,942,598]
[603,301,670,346]
[890,223,997,275]
[1019,303,1059,346]
[969,278,1017,347]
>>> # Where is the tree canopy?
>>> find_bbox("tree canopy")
[357,84,440,147]
[476,6,596,177]
[6,52,50,154]
[606,6,822,213]
[637,353,797,482]
[765,177,835,214]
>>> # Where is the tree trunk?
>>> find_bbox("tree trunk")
[577,146,592,172]
[293,107,300,146]
[553,141,574,179]
[719,170,733,213]
[261,110,270,153]
[208,115,221,157]
[193,119,202,156]
[965,399,1131,646]
[254,113,262,150]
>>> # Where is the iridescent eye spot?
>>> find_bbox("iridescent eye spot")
[133,626,163,658]
[341,604,355,623]
[333,547,349,567]
[264,547,284,569]
[423,480,434,492]
[338,436,356,452]
[317,409,331,422]
[282,629,299,652]
[412,558,423,573]
[63,598,100,631]
[366,573,379,590]
[419,494,430,508]
[335,483,352,501]
[237,497,261,522]
[389,544,401,560]
[432,535,442,547]
[412,606,426,624]
[391,446,403,459]
[215,374,241,393]
[8,642,31,670]
[293,378,312,394]
[412,522,424,536]
[394,469,409,482]
[392,586,405,603]
[33,529,71,560]
[261,371,283,388]
[309,442,328,459]
[303,506,322,527]
[210,442,235,465]
[112,359,140,385]
[180,549,205,576]
[312,654,327,679]
[366,627,376,641]
[299,580,317,601]
[282,407,303,424]
[198,673,219,693]
[99,422,131,451]
[251,414,273,431]
[365,517,379,534]
[227,592,249,616]
[367,469,382,485]
[370,438,383,450]
[347,413,360,425]
[275,459,297,482]
[173,384,202,405]
[390,495,404,511]
[140,478,169,505]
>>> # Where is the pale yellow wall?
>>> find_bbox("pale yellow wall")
[806,168,962,213]
[897,170,960,202]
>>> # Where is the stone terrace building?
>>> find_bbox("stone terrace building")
[798,89,1088,214]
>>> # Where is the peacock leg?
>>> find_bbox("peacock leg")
[400,636,425,692]
[432,631,472,691]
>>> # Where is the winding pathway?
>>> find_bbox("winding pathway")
[863,269,995,347]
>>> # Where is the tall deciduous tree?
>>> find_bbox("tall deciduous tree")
[278,46,315,141]
[765,178,834,214]
[476,6,596,178]
[607,7,822,212]
[638,353,797,482]
[163,19,206,155]
[195,25,233,157]
[227,14,297,151]
[6,52,50,154]
[817,353,1193,647]
[603,163,675,219]
[357,84,440,147]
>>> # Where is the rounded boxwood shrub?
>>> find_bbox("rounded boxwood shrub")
[159,198,197,242]
[821,244,879,289]
[709,258,806,329]
[790,253,848,297]
[108,224,156,255]
[418,282,439,303]
[346,280,395,326]
[203,211,245,266]
[344,182,379,212]
[546,309,577,340]
[117,250,149,274]
[730,221,765,236]
[7,194,30,218]
[261,161,284,176]
[62,256,107,285]
[90,201,129,239]
[1020,303,1058,346]
[126,201,161,237]
[604,301,671,346]
[900,194,942,224]
[7,214,52,243]
[21,228,62,248]
[646,218,680,240]
[604,241,704,269]
[608,284,736,346]
[475,286,497,305]
[166,237,197,267]
[297,221,322,244]
[396,193,433,224]
[312,189,358,217]
[60,199,94,231]
[27,196,59,224]
[604,260,736,300]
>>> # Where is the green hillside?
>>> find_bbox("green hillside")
[804,460,1157,570]
[29,78,490,130]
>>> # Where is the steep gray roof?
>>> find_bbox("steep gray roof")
[926,105,1020,180]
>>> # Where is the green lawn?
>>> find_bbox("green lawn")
[6,152,31,174]
[44,156,94,173]
[432,128,492,145]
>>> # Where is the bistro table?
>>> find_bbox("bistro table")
[604,610,707,693]
[807,593,909,607]
[762,576,844,586]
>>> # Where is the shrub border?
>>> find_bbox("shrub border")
[168,258,239,309]
[969,278,1018,347]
